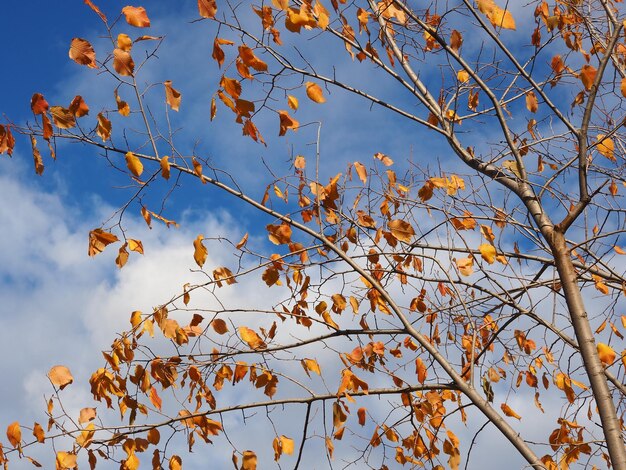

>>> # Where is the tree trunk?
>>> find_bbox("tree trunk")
[549,229,626,470]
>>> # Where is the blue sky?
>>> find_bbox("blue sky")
[1,1,623,469]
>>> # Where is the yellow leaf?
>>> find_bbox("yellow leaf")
[479,243,496,264]
[160,156,171,179]
[125,152,144,177]
[614,246,625,255]
[596,134,615,161]
[621,77,626,98]
[388,219,415,243]
[164,80,181,111]
[597,343,616,365]
[456,257,474,276]
[525,91,538,113]
[48,365,74,389]
[6,422,21,448]
[114,90,130,116]
[242,450,257,470]
[117,33,133,52]
[280,436,294,455]
[193,234,208,267]
[500,403,521,420]
[238,45,268,72]
[302,358,321,376]
[122,6,151,28]
[169,455,182,470]
[128,239,144,254]
[239,326,266,349]
[50,106,76,129]
[305,82,326,103]
[374,152,394,166]
[116,243,129,268]
[353,161,367,183]
[56,451,77,469]
[88,229,119,256]
[287,95,299,110]
[457,70,470,83]
[476,0,515,30]
[279,110,299,135]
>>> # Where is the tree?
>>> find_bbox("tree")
[1,0,625,468]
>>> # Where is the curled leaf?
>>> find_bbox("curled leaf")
[48,365,74,390]
[69,38,97,68]
[125,152,144,177]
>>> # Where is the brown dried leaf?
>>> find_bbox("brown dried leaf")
[69,38,97,68]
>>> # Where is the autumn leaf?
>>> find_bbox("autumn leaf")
[69,95,89,117]
[84,0,107,22]
[88,229,119,256]
[193,234,208,267]
[457,70,470,83]
[239,326,266,349]
[32,422,45,443]
[525,91,538,113]
[415,357,427,384]
[479,243,496,264]
[50,106,76,129]
[96,113,112,141]
[239,45,268,72]
[306,82,326,103]
[457,257,474,276]
[242,451,257,470]
[267,223,292,244]
[302,358,321,376]
[580,65,597,91]
[353,161,367,183]
[6,422,21,448]
[116,243,129,268]
[79,408,97,425]
[117,33,133,52]
[30,93,49,115]
[125,152,144,177]
[278,110,299,135]
[288,95,299,110]
[113,48,135,76]
[122,6,151,27]
[374,152,394,166]
[160,156,171,179]
[115,89,130,116]
[500,403,521,420]
[596,135,615,162]
[69,38,97,68]
[476,0,516,30]
[388,219,415,243]
[211,318,229,334]
[198,0,217,18]
[48,365,74,389]
[56,452,77,470]
[597,343,616,365]
[164,80,181,111]
[621,77,626,98]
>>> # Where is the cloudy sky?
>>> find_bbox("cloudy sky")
[1,1,622,469]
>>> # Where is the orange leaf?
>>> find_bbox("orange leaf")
[596,134,615,161]
[239,326,266,349]
[164,80,181,111]
[160,156,171,179]
[415,357,427,384]
[125,152,144,177]
[96,112,112,141]
[78,408,97,425]
[32,422,45,443]
[169,455,182,470]
[302,358,321,376]
[479,243,496,264]
[500,403,521,420]
[287,95,299,111]
[239,45,268,72]
[69,38,97,68]
[525,91,538,113]
[278,110,299,135]
[305,82,326,103]
[242,451,257,470]
[597,343,616,365]
[117,33,133,52]
[48,365,74,389]
[49,106,76,129]
[113,48,135,76]
[56,452,77,470]
[358,407,366,426]
[30,93,49,115]
[353,161,367,184]
[580,65,597,91]
[88,229,119,256]
[69,96,89,117]
[122,6,151,27]
[6,422,21,448]
[388,219,415,243]
[193,234,208,267]
[211,318,229,334]
[198,0,217,18]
